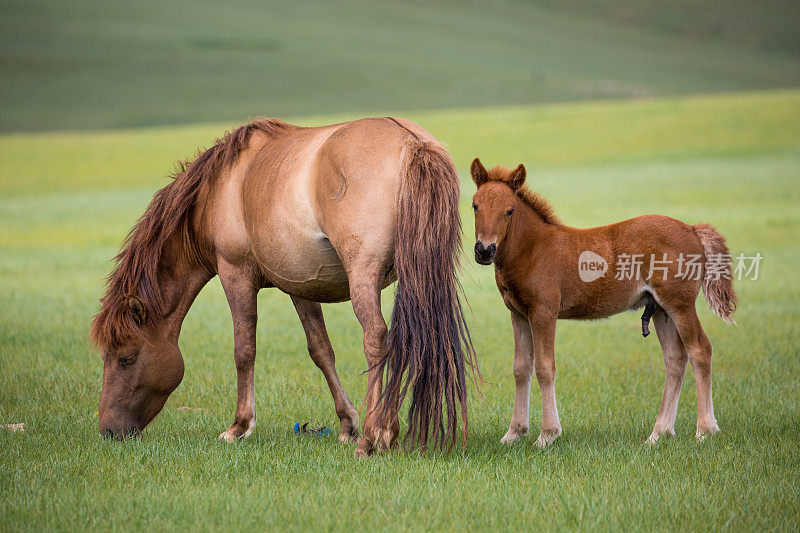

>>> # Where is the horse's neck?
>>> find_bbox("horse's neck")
[156,236,214,341]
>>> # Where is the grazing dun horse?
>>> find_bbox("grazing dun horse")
[469,159,736,447]
[91,117,476,456]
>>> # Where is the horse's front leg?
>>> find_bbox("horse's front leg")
[501,312,534,444]
[218,260,260,442]
[530,310,562,448]
[348,272,398,457]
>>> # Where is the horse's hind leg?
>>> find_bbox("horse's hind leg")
[670,305,720,440]
[347,266,398,457]
[291,296,360,442]
[648,308,689,443]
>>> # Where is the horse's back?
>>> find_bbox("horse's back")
[217,118,424,301]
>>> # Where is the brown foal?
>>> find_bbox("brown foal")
[470,159,737,446]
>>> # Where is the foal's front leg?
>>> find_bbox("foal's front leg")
[501,313,534,444]
[218,261,259,442]
[530,310,562,448]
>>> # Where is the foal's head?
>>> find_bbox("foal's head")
[470,158,526,265]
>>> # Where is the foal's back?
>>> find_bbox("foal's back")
[557,214,706,319]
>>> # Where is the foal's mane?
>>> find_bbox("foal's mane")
[487,166,562,225]
[90,118,290,350]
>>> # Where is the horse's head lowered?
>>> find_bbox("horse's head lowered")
[94,294,185,439]
[470,158,526,265]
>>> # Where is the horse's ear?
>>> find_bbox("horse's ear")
[510,164,526,190]
[128,296,146,325]
[471,158,489,186]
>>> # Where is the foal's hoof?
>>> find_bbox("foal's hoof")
[535,427,562,448]
[695,421,720,441]
[219,419,256,443]
[500,430,526,445]
[646,426,675,444]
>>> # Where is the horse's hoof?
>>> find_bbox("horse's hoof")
[338,416,360,443]
[354,435,375,458]
[339,431,358,444]
[354,446,371,459]
[219,419,255,442]
[219,430,238,443]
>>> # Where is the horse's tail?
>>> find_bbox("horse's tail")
[694,223,738,324]
[378,139,477,452]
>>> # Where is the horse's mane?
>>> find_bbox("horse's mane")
[487,166,562,225]
[90,118,290,350]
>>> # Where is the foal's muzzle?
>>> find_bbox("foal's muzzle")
[475,241,496,265]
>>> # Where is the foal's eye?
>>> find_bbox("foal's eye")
[506,208,515,217]
[118,355,136,369]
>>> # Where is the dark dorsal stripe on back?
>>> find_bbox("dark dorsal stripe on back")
[384,116,421,141]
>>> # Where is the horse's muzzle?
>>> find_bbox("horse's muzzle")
[100,421,142,441]
[475,241,496,265]
[101,427,142,440]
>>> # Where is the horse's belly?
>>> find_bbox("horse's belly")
[255,231,352,303]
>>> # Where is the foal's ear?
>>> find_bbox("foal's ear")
[471,158,489,186]
[128,296,146,325]
[510,164,526,190]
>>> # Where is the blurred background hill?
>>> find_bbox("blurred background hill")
[1,0,799,131]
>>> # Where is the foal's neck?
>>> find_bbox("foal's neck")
[497,197,560,266]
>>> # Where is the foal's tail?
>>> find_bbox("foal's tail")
[378,139,477,452]
[694,224,738,324]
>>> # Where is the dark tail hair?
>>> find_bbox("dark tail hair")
[694,224,738,324]
[378,140,477,452]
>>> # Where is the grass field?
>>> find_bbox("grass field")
[1,89,799,530]
[2,0,800,132]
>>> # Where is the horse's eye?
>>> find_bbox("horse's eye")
[472,203,478,211]
[506,208,515,217]
[118,355,136,368]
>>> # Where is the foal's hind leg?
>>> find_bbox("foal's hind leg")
[291,296,360,443]
[647,309,689,444]
[670,305,720,440]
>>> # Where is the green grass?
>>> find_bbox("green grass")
[1,89,798,530]
[2,0,800,132]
